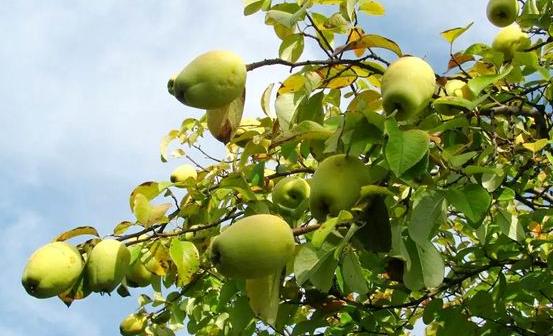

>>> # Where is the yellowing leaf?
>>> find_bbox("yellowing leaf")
[129,181,171,211]
[133,193,171,227]
[359,0,385,16]
[160,129,179,163]
[440,22,473,44]
[169,239,200,287]
[54,226,99,242]
[447,52,475,70]
[260,83,275,118]
[522,138,549,153]
[142,240,172,276]
[339,34,402,56]
[346,27,365,57]
[277,74,305,95]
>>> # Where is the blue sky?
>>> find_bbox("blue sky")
[0,1,496,335]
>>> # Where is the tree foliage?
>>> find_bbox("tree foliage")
[25,1,553,335]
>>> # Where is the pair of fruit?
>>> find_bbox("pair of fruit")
[21,239,153,299]
[168,50,247,143]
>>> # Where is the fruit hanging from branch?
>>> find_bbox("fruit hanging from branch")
[21,241,84,299]
[209,214,295,279]
[492,23,531,60]
[168,50,247,110]
[309,154,373,222]
[486,0,519,27]
[85,239,131,293]
[381,56,436,121]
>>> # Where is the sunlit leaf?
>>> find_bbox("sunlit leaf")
[359,0,385,16]
[337,34,402,56]
[385,119,429,176]
[169,238,200,286]
[440,22,473,44]
[446,184,491,226]
[522,138,548,153]
[54,226,99,242]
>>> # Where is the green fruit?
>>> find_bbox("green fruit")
[86,239,131,293]
[381,56,436,121]
[168,50,247,110]
[21,242,84,299]
[492,23,531,60]
[272,176,311,209]
[170,164,197,187]
[119,313,147,336]
[125,246,154,288]
[309,154,372,221]
[209,214,295,279]
[486,0,519,27]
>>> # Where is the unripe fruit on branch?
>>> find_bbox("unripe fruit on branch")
[492,23,531,61]
[381,56,436,121]
[209,214,295,279]
[21,241,84,299]
[125,245,154,288]
[309,154,372,221]
[168,50,247,110]
[86,239,131,293]
[170,164,197,187]
[272,176,311,210]
[486,0,519,28]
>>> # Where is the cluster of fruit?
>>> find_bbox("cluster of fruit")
[20,0,535,333]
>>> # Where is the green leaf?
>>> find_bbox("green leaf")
[417,241,445,289]
[312,210,352,248]
[309,249,339,292]
[467,65,513,96]
[279,34,304,62]
[446,184,491,226]
[463,165,503,176]
[243,0,269,16]
[275,92,304,131]
[440,22,473,44]
[496,209,525,242]
[294,244,320,286]
[403,238,444,290]
[273,120,334,145]
[169,239,200,287]
[228,296,254,333]
[468,291,493,317]
[354,196,391,253]
[341,249,369,295]
[432,96,474,111]
[409,191,446,245]
[423,298,443,324]
[218,173,257,201]
[245,271,281,325]
[385,120,429,176]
